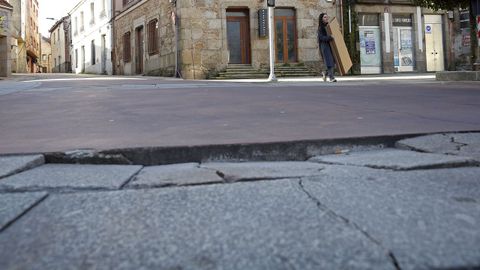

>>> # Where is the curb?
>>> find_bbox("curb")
[41,131,480,166]
[436,71,480,81]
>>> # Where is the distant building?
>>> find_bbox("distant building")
[70,0,113,75]
[39,35,52,73]
[0,0,13,76]
[49,16,72,73]
[112,0,338,79]
[10,0,40,73]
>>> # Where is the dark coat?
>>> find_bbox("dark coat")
[318,23,335,68]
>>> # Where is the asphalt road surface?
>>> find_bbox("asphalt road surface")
[1,74,479,154]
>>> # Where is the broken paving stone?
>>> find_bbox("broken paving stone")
[397,133,480,162]
[0,164,142,192]
[0,192,48,232]
[302,166,480,269]
[127,163,223,188]
[201,161,325,182]
[309,149,477,171]
[0,181,395,270]
[0,155,45,179]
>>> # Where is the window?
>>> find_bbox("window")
[90,3,95,24]
[57,28,60,41]
[52,32,56,44]
[123,0,135,7]
[358,13,379,26]
[91,40,96,65]
[148,19,159,55]
[74,17,78,35]
[80,11,85,31]
[42,54,47,61]
[75,49,78,68]
[54,58,57,67]
[123,32,131,62]
[100,0,106,17]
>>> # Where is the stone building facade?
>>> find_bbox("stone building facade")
[113,0,338,79]
[350,0,477,74]
[39,35,52,73]
[0,0,13,77]
[113,0,176,76]
[10,0,40,73]
[49,16,72,73]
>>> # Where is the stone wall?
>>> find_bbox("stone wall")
[0,36,10,76]
[114,0,175,76]
[176,0,337,79]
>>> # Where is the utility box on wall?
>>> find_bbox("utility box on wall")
[258,9,268,38]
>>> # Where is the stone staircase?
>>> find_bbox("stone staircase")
[213,64,318,80]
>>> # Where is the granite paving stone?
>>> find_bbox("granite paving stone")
[0,164,143,192]
[397,133,480,161]
[308,148,477,170]
[0,155,45,179]
[0,180,395,270]
[127,163,223,188]
[302,165,480,270]
[0,192,48,232]
[200,161,325,182]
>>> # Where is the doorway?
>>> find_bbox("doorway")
[424,15,444,72]
[393,27,414,72]
[358,14,382,74]
[101,34,107,74]
[135,26,144,74]
[275,8,297,63]
[81,46,85,73]
[226,9,251,64]
[393,14,414,72]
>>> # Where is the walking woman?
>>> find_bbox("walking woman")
[318,13,337,82]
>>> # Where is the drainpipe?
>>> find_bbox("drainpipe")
[111,0,117,75]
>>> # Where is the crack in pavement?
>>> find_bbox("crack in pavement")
[298,179,402,270]
[119,166,144,189]
[0,193,49,234]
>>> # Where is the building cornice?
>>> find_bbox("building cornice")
[115,0,149,21]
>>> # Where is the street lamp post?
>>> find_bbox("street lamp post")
[267,0,276,82]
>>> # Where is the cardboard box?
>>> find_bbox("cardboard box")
[327,17,353,75]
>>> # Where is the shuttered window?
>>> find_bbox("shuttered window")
[123,32,131,62]
[148,19,159,55]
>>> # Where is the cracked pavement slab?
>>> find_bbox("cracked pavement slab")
[302,165,480,270]
[0,155,44,179]
[127,163,223,188]
[200,161,326,182]
[397,132,480,161]
[309,148,477,170]
[0,180,395,270]
[0,164,143,192]
[0,192,48,232]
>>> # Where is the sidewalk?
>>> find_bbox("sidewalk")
[1,132,479,269]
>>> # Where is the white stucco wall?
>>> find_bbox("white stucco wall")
[70,0,113,74]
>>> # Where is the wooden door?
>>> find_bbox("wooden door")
[227,10,251,64]
[135,26,144,74]
[275,9,297,63]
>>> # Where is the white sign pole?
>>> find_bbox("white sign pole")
[268,6,277,82]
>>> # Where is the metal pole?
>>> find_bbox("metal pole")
[268,6,277,82]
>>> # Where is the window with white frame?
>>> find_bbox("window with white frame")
[90,3,95,24]
[74,17,78,35]
[80,11,85,31]
[91,39,96,65]
[100,0,106,17]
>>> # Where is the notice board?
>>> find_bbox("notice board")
[327,17,353,75]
